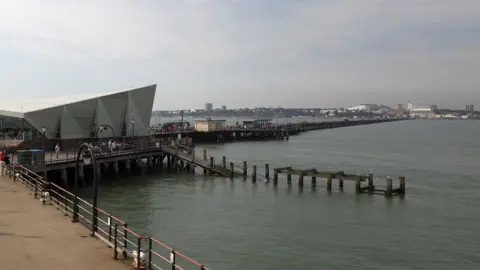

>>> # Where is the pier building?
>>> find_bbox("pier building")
[0,85,156,141]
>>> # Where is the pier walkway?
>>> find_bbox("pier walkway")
[0,176,129,270]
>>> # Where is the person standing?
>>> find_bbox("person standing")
[0,150,4,176]
[55,143,60,160]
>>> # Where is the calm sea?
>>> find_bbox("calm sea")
[91,120,480,269]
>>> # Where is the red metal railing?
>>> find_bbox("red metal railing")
[8,163,209,270]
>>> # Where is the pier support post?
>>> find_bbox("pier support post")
[61,167,68,187]
[126,160,131,176]
[252,165,257,182]
[287,173,291,185]
[203,149,207,161]
[386,177,393,197]
[339,178,344,190]
[356,177,361,194]
[243,161,247,177]
[368,173,374,192]
[191,149,196,173]
[222,156,226,168]
[265,164,270,180]
[167,155,171,172]
[138,159,145,175]
[210,157,214,168]
[298,173,304,188]
[273,170,278,186]
[399,176,406,197]
[96,163,102,182]
[311,176,316,187]
[79,165,84,181]
[229,162,234,178]
[147,156,153,170]
[113,161,119,176]
[327,174,332,191]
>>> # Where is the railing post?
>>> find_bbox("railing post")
[170,250,176,270]
[108,215,112,244]
[64,195,68,216]
[123,223,128,258]
[136,237,142,270]
[34,178,38,199]
[148,238,153,270]
[113,224,118,260]
[72,195,79,222]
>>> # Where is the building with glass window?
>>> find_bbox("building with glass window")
[0,85,156,141]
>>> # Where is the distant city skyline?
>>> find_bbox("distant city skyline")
[1,1,479,110]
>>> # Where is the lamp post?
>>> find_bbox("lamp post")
[42,126,47,180]
[72,143,98,237]
[131,118,135,137]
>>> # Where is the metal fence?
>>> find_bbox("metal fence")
[43,138,172,164]
[7,163,209,270]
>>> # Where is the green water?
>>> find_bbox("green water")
[92,120,480,269]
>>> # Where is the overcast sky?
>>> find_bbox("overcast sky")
[1,0,479,110]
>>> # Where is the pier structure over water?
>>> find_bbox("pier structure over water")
[152,118,405,142]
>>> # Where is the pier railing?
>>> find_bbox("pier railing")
[43,138,170,164]
[7,163,209,270]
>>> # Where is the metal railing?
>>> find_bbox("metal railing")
[7,163,209,270]
[43,139,171,164]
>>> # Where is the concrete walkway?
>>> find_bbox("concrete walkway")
[0,176,129,270]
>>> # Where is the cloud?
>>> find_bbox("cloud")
[0,0,479,108]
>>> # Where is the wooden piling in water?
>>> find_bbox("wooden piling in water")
[230,162,234,178]
[386,177,393,197]
[273,170,278,185]
[399,176,406,196]
[222,156,226,168]
[265,164,270,180]
[298,173,304,188]
[252,165,257,182]
[311,176,316,187]
[243,161,247,177]
[367,173,374,192]
[203,149,207,175]
[355,177,361,194]
[327,174,332,191]
[287,173,291,184]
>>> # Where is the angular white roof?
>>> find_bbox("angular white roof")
[0,85,154,114]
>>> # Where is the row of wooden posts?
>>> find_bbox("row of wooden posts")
[197,149,405,198]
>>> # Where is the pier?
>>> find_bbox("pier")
[5,164,210,270]
[152,118,404,142]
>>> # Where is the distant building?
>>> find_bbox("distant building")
[407,102,434,118]
[397,104,404,110]
[204,103,213,112]
[221,105,227,111]
[466,104,474,113]
[347,104,378,112]
[194,119,226,132]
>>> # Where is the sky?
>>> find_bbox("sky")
[0,0,479,110]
